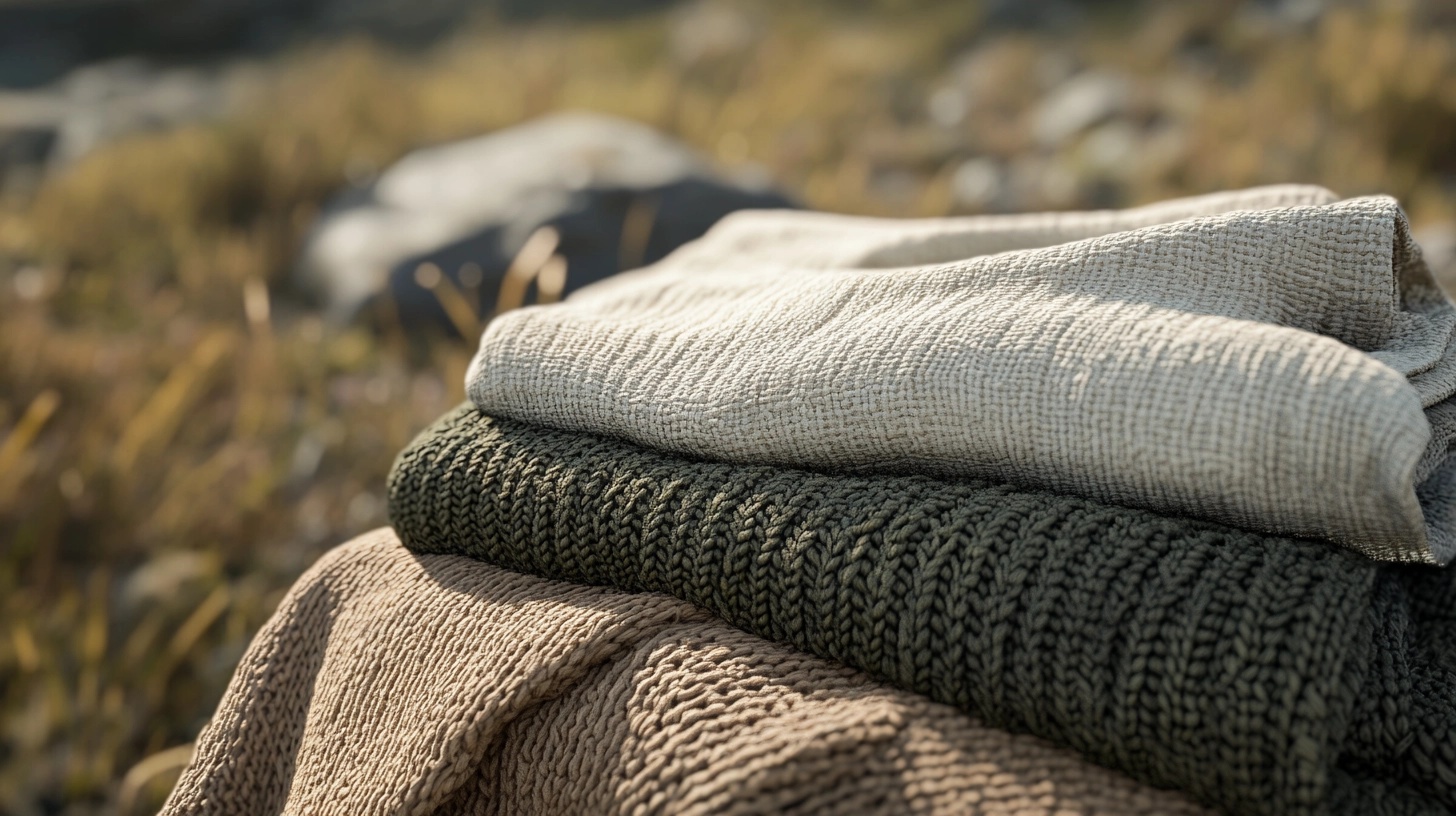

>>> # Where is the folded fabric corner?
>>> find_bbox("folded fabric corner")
[465,187,1456,563]
[162,528,1215,816]
[387,404,1456,815]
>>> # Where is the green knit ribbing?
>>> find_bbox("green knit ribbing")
[388,404,1456,815]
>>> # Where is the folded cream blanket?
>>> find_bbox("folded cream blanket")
[465,186,1456,563]
[162,529,1210,816]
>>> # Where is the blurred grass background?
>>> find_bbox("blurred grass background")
[2,0,1455,812]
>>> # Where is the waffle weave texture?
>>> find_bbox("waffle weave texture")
[465,186,1456,562]
[388,405,1456,816]
[161,529,1214,816]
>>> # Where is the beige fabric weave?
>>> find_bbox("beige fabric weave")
[466,186,1456,563]
[162,529,1209,816]
[648,184,1342,270]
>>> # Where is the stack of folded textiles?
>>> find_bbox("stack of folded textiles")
[168,185,1456,815]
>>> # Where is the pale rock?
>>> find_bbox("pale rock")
[1032,71,1131,149]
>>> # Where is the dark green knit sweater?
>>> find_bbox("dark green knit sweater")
[388,404,1456,816]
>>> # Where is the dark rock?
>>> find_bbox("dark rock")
[0,0,303,87]
[980,0,1087,31]
[295,112,797,335]
[0,127,56,195]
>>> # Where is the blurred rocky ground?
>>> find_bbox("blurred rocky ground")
[0,0,679,196]
[0,59,264,196]
[0,0,681,88]
[5,0,1455,266]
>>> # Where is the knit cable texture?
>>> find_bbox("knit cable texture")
[465,186,1456,562]
[388,405,1456,816]
[161,529,1215,816]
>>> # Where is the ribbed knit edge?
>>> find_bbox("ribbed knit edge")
[385,404,1456,815]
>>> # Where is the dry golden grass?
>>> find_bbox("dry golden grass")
[1,2,1454,812]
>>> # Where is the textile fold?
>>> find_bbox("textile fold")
[388,404,1456,816]
[161,529,1212,816]
[171,186,1456,816]
[465,186,1456,562]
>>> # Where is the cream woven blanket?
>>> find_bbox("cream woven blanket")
[466,185,1456,563]
[162,529,1209,815]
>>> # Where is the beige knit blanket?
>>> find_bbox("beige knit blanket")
[466,185,1456,563]
[162,529,1208,815]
